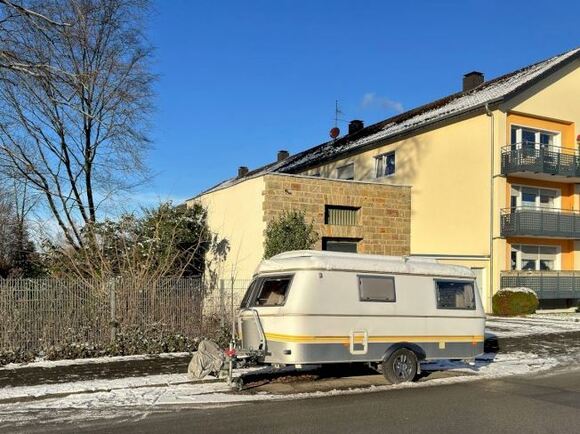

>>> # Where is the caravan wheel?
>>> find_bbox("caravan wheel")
[382,348,418,384]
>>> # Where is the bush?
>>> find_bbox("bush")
[263,210,319,259]
[492,287,539,316]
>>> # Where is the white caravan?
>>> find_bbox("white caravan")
[238,250,485,383]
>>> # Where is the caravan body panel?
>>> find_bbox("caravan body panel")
[238,251,485,365]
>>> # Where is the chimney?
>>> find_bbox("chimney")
[238,166,249,178]
[463,71,484,91]
[348,119,364,135]
[277,150,290,162]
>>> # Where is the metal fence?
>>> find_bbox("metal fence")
[500,207,580,238]
[501,145,580,178]
[0,277,252,353]
[500,271,580,300]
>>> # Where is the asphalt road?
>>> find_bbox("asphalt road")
[54,367,580,434]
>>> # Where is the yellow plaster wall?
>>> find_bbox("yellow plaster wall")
[494,58,580,285]
[506,58,580,136]
[188,176,266,280]
[302,114,493,258]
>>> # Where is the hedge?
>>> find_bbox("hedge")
[492,287,539,316]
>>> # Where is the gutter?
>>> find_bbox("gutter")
[485,103,495,310]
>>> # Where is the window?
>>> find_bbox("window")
[510,126,560,152]
[244,275,293,307]
[358,275,396,302]
[510,185,559,210]
[510,245,559,271]
[375,152,396,177]
[336,163,354,180]
[325,205,360,225]
[435,281,476,310]
[322,237,359,253]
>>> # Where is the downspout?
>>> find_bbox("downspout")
[485,103,494,311]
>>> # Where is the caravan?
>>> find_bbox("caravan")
[238,250,485,383]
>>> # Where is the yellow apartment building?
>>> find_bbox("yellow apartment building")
[188,48,580,312]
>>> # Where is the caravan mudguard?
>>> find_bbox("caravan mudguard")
[382,342,427,372]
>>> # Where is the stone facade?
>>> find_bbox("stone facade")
[262,174,411,256]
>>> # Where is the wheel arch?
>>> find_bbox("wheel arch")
[381,342,426,363]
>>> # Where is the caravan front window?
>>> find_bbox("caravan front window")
[252,275,293,307]
[435,280,476,310]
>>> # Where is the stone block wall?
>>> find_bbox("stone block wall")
[262,174,411,256]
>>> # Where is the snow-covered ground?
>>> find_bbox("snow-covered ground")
[486,314,580,338]
[0,351,567,419]
[1,315,579,428]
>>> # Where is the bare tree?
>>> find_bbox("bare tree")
[0,0,154,249]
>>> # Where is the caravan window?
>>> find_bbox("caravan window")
[253,275,293,307]
[435,280,475,310]
[358,275,396,302]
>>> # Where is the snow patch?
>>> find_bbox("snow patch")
[0,352,190,371]
[496,287,537,295]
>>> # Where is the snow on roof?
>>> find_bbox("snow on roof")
[197,48,579,197]
[255,250,475,278]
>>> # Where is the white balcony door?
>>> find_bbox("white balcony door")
[511,125,561,151]
[510,244,560,271]
[510,185,560,210]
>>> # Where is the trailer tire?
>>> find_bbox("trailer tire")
[382,348,418,384]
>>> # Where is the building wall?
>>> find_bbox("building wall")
[300,114,492,258]
[190,174,412,282]
[300,114,495,309]
[190,176,266,280]
[494,59,580,292]
[262,174,411,256]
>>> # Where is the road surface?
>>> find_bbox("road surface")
[41,367,580,434]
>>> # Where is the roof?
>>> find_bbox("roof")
[255,250,475,278]
[197,48,579,197]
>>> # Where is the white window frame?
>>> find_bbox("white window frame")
[510,124,561,150]
[510,184,561,210]
[374,151,396,178]
[510,244,561,271]
[336,163,355,180]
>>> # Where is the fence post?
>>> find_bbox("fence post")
[110,279,117,343]
[219,279,225,329]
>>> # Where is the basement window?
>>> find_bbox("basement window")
[322,237,360,253]
[325,205,360,226]
[435,280,476,310]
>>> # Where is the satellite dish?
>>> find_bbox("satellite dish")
[330,127,340,139]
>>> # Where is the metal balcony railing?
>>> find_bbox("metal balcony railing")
[500,271,580,300]
[500,207,580,238]
[501,144,580,178]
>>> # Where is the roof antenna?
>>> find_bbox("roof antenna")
[329,100,342,140]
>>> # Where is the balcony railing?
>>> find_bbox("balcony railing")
[500,271,580,300]
[500,207,580,238]
[501,144,580,178]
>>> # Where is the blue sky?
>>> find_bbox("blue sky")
[143,0,580,204]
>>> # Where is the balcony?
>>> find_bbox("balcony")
[501,145,580,182]
[500,207,580,239]
[501,271,580,300]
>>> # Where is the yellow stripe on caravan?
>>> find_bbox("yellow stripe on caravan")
[264,333,485,344]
